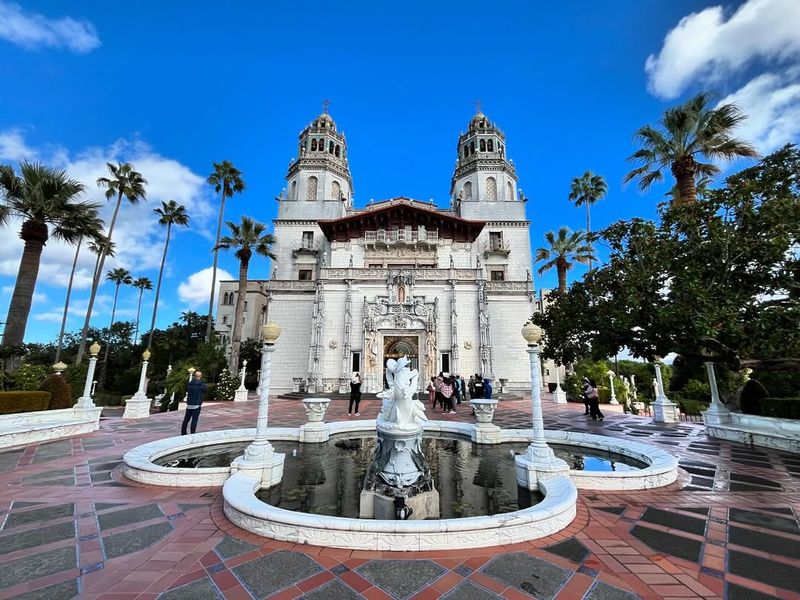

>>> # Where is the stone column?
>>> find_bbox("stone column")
[339,280,353,394]
[552,365,567,404]
[702,361,731,425]
[652,361,679,423]
[449,280,459,375]
[235,359,249,402]
[477,280,494,379]
[607,370,619,405]
[307,280,325,393]
[74,341,101,410]
[124,349,153,419]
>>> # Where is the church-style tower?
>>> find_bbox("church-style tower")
[278,107,354,220]
[451,110,524,220]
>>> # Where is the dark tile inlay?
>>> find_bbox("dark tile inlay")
[442,580,499,600]
[4,503,74,529]
[160,577,221,600]
[233,551,322,598]
[728,550,800,593]
[10,578,80,600]
[97,504,162,531]
[330,564,349,575]
[357,559,445,600]
[726,581,781,600]
[729,508,799,535]
[177,503,209,512]
[729,473,782,489]
[214,535,259,560]
[0,521,74,555]
[102,522,172,559]
[679,507,710,516]
[728,525,800,559]
[640,507,706,536]
[481,552,570,600]
[0,546,76,590]
[630,525,702,563]
[303,579,363,600]
[597,506,626,515]
[584,580,641,600]
[543,537,589,563]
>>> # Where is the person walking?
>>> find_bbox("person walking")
[441,375,455,414]
[468,375,476,399]
[426,377,437,408]
[473,374,484,400]
[181,370,206,435]
[583,377,604,421]
[581,377,592,416]
[349,373,362,416]
[453,374,462,405]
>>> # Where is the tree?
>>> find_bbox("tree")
[147,200,189,349]
[0,161,99,347]
[131,276,153,346]
[54,211,107,363]
[76,162,147,364]
[206,161,246,342]
[100,267,132,382]
[214,216,276,371]
[568,171,607,270]
[534,227,595,293]
[537,145,800,371]
[625,91,758,205]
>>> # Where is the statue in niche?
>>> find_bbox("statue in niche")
[450,255,454,269]
[398,284,406,303]
[425,333,437,375]
[366,331,378,371]
[349,255,353,268]
[321,253,327,268]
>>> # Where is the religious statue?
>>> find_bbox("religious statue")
[321,253,327,268]
[377,356,426,431]
[652,378,660,399]
[425,333,437,376]
[366,331,378,371]
[349,255,353,268]
[450,255,454,269]
[398,284,406,303]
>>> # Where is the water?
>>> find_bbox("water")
[155,434,646,519]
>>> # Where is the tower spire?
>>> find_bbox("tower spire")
[322,99,330,114]
[474,99,482,114]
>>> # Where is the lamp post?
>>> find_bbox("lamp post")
[232,322,285,487]
[700,349,731,425]
[52,361,67,376]
[652,358,679,423]
[124,349,153,419]
[607,370,619,405]
[515,323,569,490]
[235,359,249,402]
[552,364,567,404]
[74,341,101,410]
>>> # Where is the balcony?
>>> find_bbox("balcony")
[363,229,439,247]
[292,240,320,258]
[484,239,511,258]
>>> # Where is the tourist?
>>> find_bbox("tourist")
[468,375,476,399]
[426,377,436,408]
[581,377,591,415]
[181,370,206,435]
[459,375,467,401]
[473,374,484,399]
[483,377,493,400]
[583,377,604,421]
[453,374,462,405]
[434,372,444,409]
[441,375,455,413]
[349,372,362,416]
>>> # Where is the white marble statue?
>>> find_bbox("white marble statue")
[377,356,427,431]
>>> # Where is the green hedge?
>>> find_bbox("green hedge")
[39,375,73,410]
[760,397,800,420]
[0,391,51,414]
[673,397,709,416]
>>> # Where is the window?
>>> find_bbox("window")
[299,269,313,280]
[490,231,503,250]
[351,352,361,373]
[307,176,318,201]
[291,180,297,200]
[507,181,514,201]
[311,139,317,151]
[335,144,341,157]
[491,270,505,281]
[480,139,486,152]
[244,301,248,311]
[302,231,314,249]
[464,146,468,158]
[222,315,228,325]
[331,180,341,200]
[487,139,494,152]
[486,177,497,201]
[463,181,472,200]
[441,352,451,374]
[470,141,475,154]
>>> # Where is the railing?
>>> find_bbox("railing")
[484,239,511,257]
[363,230,439,244]
[292,241,319,255]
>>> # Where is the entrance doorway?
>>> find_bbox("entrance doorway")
[382,335,419,387]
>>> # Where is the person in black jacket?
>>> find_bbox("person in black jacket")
[349,373,362,416]
[181,371,207,435]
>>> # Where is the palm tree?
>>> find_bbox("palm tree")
[624,92,758,205]
[534,227,595,293]
[568,171,607,270]
[75,162,147,364]
[0,161,99,347]
[100,267,133,374]
[215,216,276,371]
[54,211,106,363]
[206,161,246,342]
[131,277,153,346]
[146,200,189,349]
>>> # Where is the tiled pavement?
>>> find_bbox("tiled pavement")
[1,397,799,599]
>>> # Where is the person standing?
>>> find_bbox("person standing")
[426,377,437,408]
[453,374,462,405]
[181,370,206,435]
[581,377,592,416]
[473,374,484,400]
[441,375,455,414]
[583,377,604,421]
[468,375,476,399]
[434,372,444,410]
[349,373,362,416]
[483,377,493,400]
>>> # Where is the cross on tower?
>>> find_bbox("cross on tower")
[474,99,482,114]
[322,99,330,114]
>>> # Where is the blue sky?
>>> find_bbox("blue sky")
[2,0,799,343]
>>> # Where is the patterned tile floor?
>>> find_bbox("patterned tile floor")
[1,396,799,599]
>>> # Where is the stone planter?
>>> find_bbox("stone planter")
[470,399,498,424]
[292,378,302,393]
[470,399,500,444]
[300,398,331,443]
[302,398,331,423]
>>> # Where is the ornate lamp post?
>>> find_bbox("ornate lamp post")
[700,348,731,425]
[74,341,101,410]
[515,323,569,490]
[124,349,153,419]
[235,359,249,402]
[607,370,619,405]
[652,357,679,423]
[52,361,67,376]
[231,322,285,487]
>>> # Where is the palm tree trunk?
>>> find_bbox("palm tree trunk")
[672,159,697,206]
[100,283,121,387]
[76,193,124,364]
[55,238,82,362]
[133,288,144,346]
[147,223,172,349]
[228,256,249,372]
[2,219,48,347]
[586,204,593,271]
[557,267,567,294]
[205,191,228,342]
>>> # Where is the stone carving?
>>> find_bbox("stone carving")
[302,398,330,422]
[464,341,473,350]
[366,330,379,372]
[377,356,426,432]
[328,340,338,349]
[425,333,437,376]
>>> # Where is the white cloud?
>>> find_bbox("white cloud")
[0,1,100,53]
[178,267,235,309]
[645,0,800,99]
[0,129,37,161]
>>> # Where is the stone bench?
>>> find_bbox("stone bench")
[0,407,103,450]
[704,412,800,453]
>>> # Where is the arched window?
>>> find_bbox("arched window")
[310,139,317,151]
[463,181,472,200]
[487,139,494,152]
[307,176,318,201]
[335,145,340,157]
[470,141,475,154]
[463,145,469,158]
[480,139,486,152]
[319,138,325,150]
[331,180,341,200]
[329,140,334,153]
[486,177,497,201]
[507,181,514,201]
[290,180,297,200]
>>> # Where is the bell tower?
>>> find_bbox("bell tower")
[451,108,523,220]
[278,104,354,219]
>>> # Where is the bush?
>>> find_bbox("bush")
[753,371,800,399]
[597,387,611,403]
[62,364,88,400]
[6,364,49,391]
[760,397,800,419]
[0,391,51,414]
[39,375,73,410]
[674,398,709,416]
[679,379,710,401]
[212,370,237,401]
[740,379,769,415]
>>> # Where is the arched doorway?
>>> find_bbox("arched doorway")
[382,335,419,387]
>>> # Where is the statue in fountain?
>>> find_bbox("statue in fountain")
[377,356,427,432]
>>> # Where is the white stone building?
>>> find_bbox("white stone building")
[216,110,541,395]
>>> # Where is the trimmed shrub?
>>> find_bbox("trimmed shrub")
[39,375,73,410]
[212,370,237,401]
[0,391,51,414]
[6,364,49,391]
[679,379,710,401]
[760,397,800,420]
[740,379,769,415]
[597,387,611,403]
[674,398,709,416]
